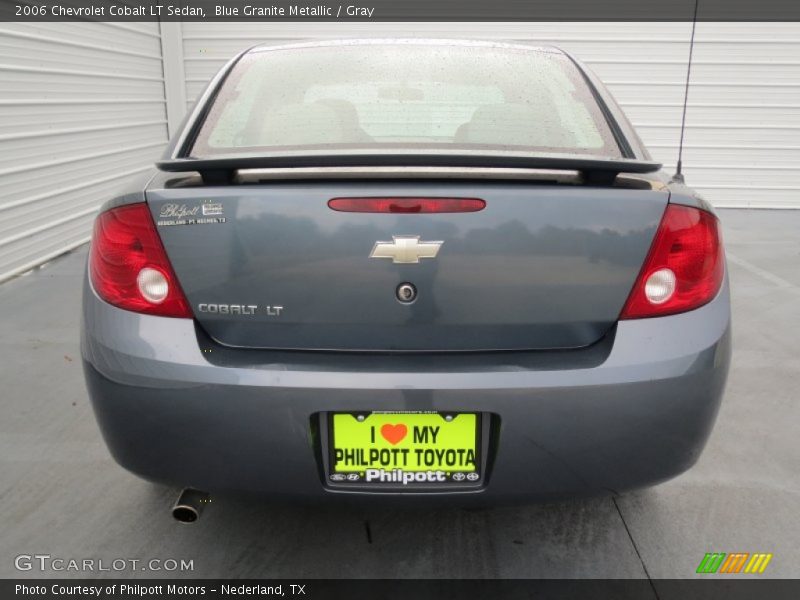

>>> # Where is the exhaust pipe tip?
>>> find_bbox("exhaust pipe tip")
[172,505,199,523]
[172,488,210,523]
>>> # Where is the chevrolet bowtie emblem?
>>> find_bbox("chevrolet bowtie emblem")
[369,236,443,264]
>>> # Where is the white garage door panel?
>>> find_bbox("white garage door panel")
[0,23,169,283]
[679,166,798,187]
[591,61,800,84]
[0,214,98,280]
[0,170,155,276]
[0,74,166,99]
[180,22,800,209]
[549,40,799,62]
[2,145,166,216]
[0,32,163,76]
[644,125,799,146]
[675,146,800,168]
[623,105,800,129]
[2,169,152,231]
[0,71,165,100]
[685,23,800,207]
[0,123,167,171]
[0,101,167,135]
[609,83,800,105]
[16,22,164,55]
[693,188,798,208]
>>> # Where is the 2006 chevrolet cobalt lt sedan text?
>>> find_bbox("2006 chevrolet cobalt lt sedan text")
[81,39,730,507]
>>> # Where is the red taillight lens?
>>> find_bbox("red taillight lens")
[328,197,486,213]
[620,204,724,319]
[89,203,192,318]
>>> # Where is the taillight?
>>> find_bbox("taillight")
[89,203,192,318]
[620,204,724,319]
[328,197,486,213]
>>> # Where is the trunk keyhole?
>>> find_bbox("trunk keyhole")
[396,283,417,304]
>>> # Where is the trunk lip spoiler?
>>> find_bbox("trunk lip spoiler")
[231,166,586,184]
[156,152,662,184]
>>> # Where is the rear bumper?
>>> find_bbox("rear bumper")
[81,277,731,504]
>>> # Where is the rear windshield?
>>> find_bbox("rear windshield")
[190,43,622,158]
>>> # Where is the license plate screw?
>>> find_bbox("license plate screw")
[445,414,454,422]
[357,414,366,422]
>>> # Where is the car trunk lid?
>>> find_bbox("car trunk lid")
[146,180,667,351]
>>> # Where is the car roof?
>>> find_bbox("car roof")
[248,38,566,56]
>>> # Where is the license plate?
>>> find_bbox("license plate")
[328,412,481,485]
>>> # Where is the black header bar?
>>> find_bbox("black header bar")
[2,0,800,22]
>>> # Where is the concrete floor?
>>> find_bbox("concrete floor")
[0,208,798,583]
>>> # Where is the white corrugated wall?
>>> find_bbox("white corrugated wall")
[180,22,800,209]
[0,22,170,283]
[0,22,798,282]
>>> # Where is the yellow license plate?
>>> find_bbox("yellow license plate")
[329,412,480,485]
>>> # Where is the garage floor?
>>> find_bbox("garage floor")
[1,209,798,583]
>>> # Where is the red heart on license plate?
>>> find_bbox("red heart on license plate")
[380,423,408,445]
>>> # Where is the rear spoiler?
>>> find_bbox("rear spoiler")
[156,151,662,185]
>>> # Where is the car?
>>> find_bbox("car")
[81,39,730,515]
